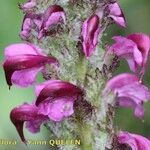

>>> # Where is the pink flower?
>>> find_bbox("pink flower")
[104,73,150,118]
[81,14,101,58]
[3,43,58,88]
[35,80,83,121]
[108,1,126,27]
[38,5,66,39]
[118,131,150,150]
[10,103,47,144]
[19,0,36,11]
[108,33,150,76]
[20,13,42,40]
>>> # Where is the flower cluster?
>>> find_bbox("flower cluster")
[10,80,82,143]
[3,0,150,149]
[20,4,66,40]
[106,34,150,148]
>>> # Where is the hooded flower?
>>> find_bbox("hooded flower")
[20,13,42,40]
[108,1,126,27]
[38,5,66,39]
[81,14,101,58]
[3,43,58,88]
[118,131,150,150]
[10,103,47,144]
[104,73,150,118]
[108,33,150,76]
[35,80,83,121]
[10,80,82,143]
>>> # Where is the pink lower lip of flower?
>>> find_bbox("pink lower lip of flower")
[3,55,57,88]
[38,98,74,122]
[82,14,100,58]
[118,131,150,150]
[35,80,83,106]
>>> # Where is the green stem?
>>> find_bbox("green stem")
[76,56,87,82]
[77,120,93,150]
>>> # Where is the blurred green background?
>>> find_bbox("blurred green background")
[0,0,150,150]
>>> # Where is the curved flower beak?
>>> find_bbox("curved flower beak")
[118,131,150,150]
[10,104,46,144]
[81,14,100,58]
[35,80,83,106]
[38,5,66,39]
[104,73,150,118]
[3,43,58,88]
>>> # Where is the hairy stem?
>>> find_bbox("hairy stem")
[23,0,117,149]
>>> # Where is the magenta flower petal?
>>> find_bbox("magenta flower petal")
[10,104,46,143]
[20,14,32,40]
[19,0,36,11]
[35,80,82,106]
[25,118,46,134]
[105,73,150,118]
[38,98,74,121]
[4,43,44,58]
[108,34,150,75]
[108,2,126,27]
[81,14,100,58]
[20,13,42,40]
[117,82,150,118]
[3,43,58,88]
[34,80,82,121]
[118,131,150,150]
[128,33,150,74]
[118,83,150,102]
[118,97,145,118]
[11,67,43,88]
[38,5,66,39]
[109,36,143,66]
[105,73,139,91]
[35,80,62,96]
